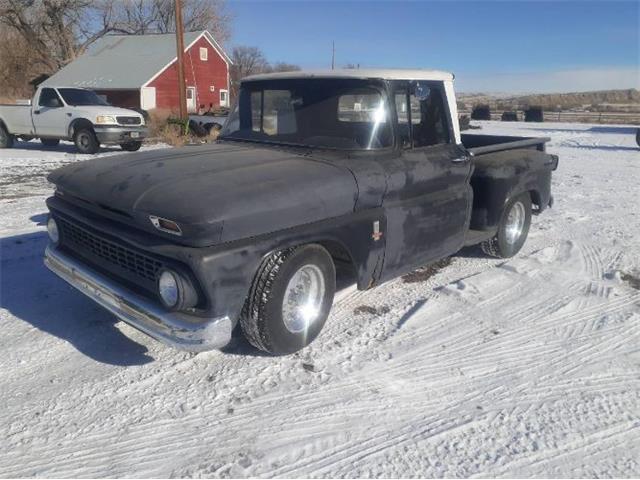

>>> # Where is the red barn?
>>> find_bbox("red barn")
[41,31,231,113]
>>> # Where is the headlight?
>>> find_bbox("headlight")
[95,115,116,125]
[47,217,59,244]
[158,270,180,308]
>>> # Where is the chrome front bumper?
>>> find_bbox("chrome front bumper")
[44,246,232,352]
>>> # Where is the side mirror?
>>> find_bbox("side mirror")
[45,98,62,108]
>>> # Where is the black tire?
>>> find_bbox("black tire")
[41,138,60,147]
[0,123,14,148]
[481,192,532,258]
[240,244,336,355]
[73,128,99,154]
[188,119,207,137]
[120,141,142,152]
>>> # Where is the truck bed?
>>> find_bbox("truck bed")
[462,133,550,156]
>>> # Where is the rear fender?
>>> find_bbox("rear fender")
[470,150,553,229]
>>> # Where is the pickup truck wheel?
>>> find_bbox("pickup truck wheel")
[240,244,336,355]
[73,128,99,154]
[481,192,532,258]
[41,138,60,147]
[120,141,142,152]
[0,124,14,148]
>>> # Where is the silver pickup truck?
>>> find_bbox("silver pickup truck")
[0,86,147,153]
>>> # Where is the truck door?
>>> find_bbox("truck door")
[380,80,473,281]
[32,88,68,138]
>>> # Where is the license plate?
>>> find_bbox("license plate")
[130,132,140,138]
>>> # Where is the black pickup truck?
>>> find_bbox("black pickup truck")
[44,69,558,355]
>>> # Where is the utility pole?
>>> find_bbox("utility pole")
[174,0,187,122]
[331,41,335,70]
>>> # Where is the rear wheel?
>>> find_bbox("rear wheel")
[73,128,99,154]
[481,192,532,258]
[0,123,14,148]
[41,138,60,147]
[120,141,142,152]
[240,244,336,355]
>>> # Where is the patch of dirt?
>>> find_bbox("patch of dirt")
[402,257,453,283]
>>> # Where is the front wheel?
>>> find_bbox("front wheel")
[73,128,99,154]
[120,141,142,152]
[481,192,532,258]
[240,244,336,355]
[0,123,14,148]
[41,138,60,147]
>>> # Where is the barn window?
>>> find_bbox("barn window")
[200,47,208,61]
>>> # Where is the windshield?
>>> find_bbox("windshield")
[220,79,393,150]
[58,88,110,106]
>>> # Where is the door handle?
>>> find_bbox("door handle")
[451,156,469,164]
[34,110,40,114]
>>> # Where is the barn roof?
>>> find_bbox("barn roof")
[42,31,230,90]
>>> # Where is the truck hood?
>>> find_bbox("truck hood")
[68,105,143,117]
[48,143,358,246]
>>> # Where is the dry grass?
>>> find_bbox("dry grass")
[146,109,176,138]
[145,108,222,147]
[157,123,187,147]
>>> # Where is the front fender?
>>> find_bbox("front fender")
[68,118,94,138]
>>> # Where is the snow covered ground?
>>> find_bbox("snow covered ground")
[1,124,639,478]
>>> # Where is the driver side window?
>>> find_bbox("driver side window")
[39,88,62,108]
[394,82,450,148]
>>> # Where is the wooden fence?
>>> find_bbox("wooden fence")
[459,110,640,125]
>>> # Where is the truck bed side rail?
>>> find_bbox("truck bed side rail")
[462,134,551,156]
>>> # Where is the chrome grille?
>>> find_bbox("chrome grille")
[116,116,141,125]
[58,217,161,282]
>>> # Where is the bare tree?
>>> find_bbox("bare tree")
[0,0,230,72]
[110,0,230,40]
[0,26,42,99]
[265,62,301,73]
[229,45,267,98]
[0,0,129,70]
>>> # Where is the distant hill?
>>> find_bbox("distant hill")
[459,89,640,112]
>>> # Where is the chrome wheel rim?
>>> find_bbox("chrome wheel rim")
[505,201,525,245]
[282,264,325,334]
[79,133,90,148]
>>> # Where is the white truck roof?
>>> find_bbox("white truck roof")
[244,68,454,83]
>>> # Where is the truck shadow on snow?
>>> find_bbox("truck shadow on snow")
[0,230,154,366]
[9,140,122,154]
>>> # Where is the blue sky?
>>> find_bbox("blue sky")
[227,0,639,93]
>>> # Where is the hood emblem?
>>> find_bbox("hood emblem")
[149,216,182,236]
